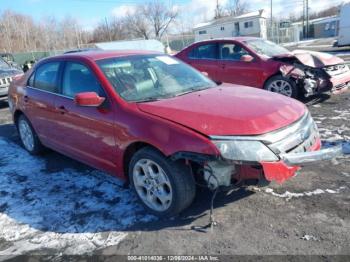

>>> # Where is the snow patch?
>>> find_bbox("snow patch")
[301,234,318,241]
[261,186,346,201]
[0,138,155,255]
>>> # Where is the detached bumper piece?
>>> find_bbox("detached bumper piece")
[280,145,343,166]
[260,161,300,184]
[261,144,343,184]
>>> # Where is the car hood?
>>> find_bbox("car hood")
[274,50,344,68]
[137,85,306,136]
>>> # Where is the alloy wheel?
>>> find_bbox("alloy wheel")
[132,159,173,212]
[267,79,293,97]
[18,119,35,152]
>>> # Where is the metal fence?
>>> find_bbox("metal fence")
[164,34,195,52]
[267,22,299,44]
[12,50,67,66]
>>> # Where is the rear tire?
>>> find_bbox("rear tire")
[264,75,298,99]
[17,114,44,155]
[129,147,196,217]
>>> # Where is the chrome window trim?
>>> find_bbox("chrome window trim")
[210,112,311,144]
[26,86,73,100]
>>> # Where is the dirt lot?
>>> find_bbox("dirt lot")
[0,88,349,260]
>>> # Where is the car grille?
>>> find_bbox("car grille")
[0,77,12,88]
[324,64,350,77]
[266,113,319,154]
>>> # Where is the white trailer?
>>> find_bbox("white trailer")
[338,3,350,46]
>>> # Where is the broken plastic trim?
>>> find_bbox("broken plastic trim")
[170,151,217,163]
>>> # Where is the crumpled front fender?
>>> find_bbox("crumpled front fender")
[279,64,305,78]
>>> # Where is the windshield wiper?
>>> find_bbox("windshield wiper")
[172,86,213,98]
[134,86,213,102]
[134,96,166,103]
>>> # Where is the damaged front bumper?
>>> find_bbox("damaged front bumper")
[280,62,350,97]
[260,142,343,183]
[209,112,345,185]
[328,71,350,93]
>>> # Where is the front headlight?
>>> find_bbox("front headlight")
[213,140,278,162]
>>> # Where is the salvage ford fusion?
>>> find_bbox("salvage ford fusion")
[175,37,350,98]
[8,51,342,216]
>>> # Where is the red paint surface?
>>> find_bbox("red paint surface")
[74,92,105,107]
[260,161,300,184]
[138,84,306,136]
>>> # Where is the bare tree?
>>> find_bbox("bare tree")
[214,0,225,19]
[125,9,151,40]
[141,1,177,39]
[0,0,181,53]
[225,0,249,17]
[92,16,129,42]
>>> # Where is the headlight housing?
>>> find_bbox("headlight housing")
[213,140,278,162]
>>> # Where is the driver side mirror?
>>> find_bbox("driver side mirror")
[74,92,105,107]
[240,55,254,62]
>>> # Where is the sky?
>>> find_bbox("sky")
[0,0,345,31]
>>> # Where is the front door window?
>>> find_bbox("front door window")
[62,62,104,97]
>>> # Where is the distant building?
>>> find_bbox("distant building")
[193,10,268,42]
[338,2,350,46]
[313,16,339,38]
[291,15,340,41]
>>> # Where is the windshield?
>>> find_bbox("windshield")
[0,58,10,69]
[97,54,216,102]
[244,39,290,57]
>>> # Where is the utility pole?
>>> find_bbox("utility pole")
[215,0,219,19]
[306,0,309,38]
[270,0,273,40]
[105,17,112,42]
[270,0,273,25]
[302,0,305,39]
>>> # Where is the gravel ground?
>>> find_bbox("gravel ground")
[0,88,349,260]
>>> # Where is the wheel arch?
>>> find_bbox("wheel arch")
[13,109,24,126]
[123,141,165,180]
[262,72,283,89]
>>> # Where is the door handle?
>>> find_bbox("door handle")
[24,95,29,103]
[221,64,226,69]
[57,105,68,114]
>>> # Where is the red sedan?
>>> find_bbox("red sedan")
[8,51,342,216]
[175,37,350,98]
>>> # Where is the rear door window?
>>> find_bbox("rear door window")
[188,44,218,60]
[33,62,60,93]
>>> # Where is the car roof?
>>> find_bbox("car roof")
[53,50,162,61]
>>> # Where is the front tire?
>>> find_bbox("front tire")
[17,114,44,155]
[129,147,196,217]
[264,75,298,98]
